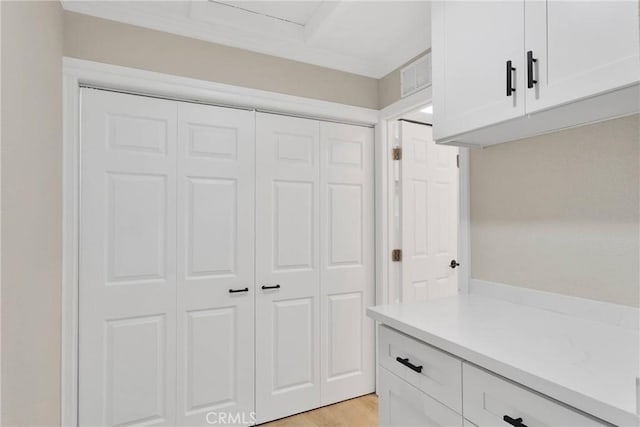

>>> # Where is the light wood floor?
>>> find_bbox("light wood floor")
[261,394,378,427]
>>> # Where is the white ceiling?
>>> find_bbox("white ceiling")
[61,0,430,78]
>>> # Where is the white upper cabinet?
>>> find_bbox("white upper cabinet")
[433,0,640,146]
[524,0,640,113]
[432,1,525,141]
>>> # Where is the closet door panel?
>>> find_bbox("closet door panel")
[79,89,178,426]
[320,122,375,405]
[176,103,255,425]
[255,113,321,423]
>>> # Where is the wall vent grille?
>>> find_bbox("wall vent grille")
[401,53,431,98]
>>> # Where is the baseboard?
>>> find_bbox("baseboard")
[469,279,639,330]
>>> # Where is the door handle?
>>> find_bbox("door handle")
[527,50,537,88]
[506,60,516,96]
[228,287,249,294]
[450,259,460,269]
[503,415,527,427]
[261,284,281,290]
[395,357,423,373]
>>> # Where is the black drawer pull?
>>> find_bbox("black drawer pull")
[395,357,423,373]
[527,50,538,89]
[503,415,527,427]
[228,287,249,294]
[261,284,281,290]
[506,60,516,96]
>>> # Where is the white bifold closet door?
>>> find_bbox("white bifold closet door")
[400,121,459,302]
[255,113,374,423]
[79,89,255,426]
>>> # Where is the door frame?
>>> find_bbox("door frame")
[61,57,379,426]
[375,87,471,306]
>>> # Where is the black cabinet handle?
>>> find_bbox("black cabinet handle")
[228,287,249,294]
[506,60,516,96]
[503,415,527,427]
[395,357,423,373]
[527,50,538,89]
[450,259,460,269]
[261,284,281,290]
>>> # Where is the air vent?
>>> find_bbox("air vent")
[401,54,431,98]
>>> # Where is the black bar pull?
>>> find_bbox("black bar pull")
[228,287,249,294]
[503,415,527,427]
[261,284,281,290]
[395,357,423,373]
[506,60,516,96]
[527,50,538,88]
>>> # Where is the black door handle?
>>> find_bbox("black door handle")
[527,50,537,89]
[395,357,423,373]
[450,259,460,269]
[228,287,249,294]
[506,60,516,96]
[261,284,281,290]
[503,415,527,427]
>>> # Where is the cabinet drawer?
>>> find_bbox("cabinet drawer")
[379,325,462,412]
[463,364,607,427]
[379,367,463,427]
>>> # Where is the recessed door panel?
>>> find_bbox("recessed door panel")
[320,122,374,405]
[80,89,177,426]
[106,315,167,426]
[184,308,236,413]
[256,113,321,423]
[187,178,237,278]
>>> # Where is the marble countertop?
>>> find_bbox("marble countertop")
[368,295,639,426]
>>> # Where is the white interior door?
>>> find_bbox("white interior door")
[401,121,459,302]
[176,102,255,425]
[255,113,321,423]
[319,122,375,405]
[79,89,178,426]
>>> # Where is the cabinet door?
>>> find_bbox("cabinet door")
[79,89,178,426]
[176,103,255,425]
[432,0,525,141]
[525,1,640,114]
[255,113,321,423]
[319,122,375,405]
[378,368,463,427]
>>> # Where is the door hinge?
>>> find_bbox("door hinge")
[392,147,402,161]
[391,249,402,262]
[456,154,460,168]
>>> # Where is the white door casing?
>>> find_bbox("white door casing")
[401,122,459,302]
[255,113,322,423]
[319,122,375,405]
[79,89,178,426]
[176,102,255,425]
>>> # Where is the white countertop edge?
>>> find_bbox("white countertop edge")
[368,305,640,427]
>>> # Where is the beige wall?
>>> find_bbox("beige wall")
[378,50,429,109]
[63,11,380,109]
[470,115,640,307]
[1,1,64,425]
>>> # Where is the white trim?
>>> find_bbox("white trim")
[470,279,640,330]
[376,87,472,304]
[62,58,380,426]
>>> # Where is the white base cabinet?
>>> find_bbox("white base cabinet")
[377,326,608,427]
